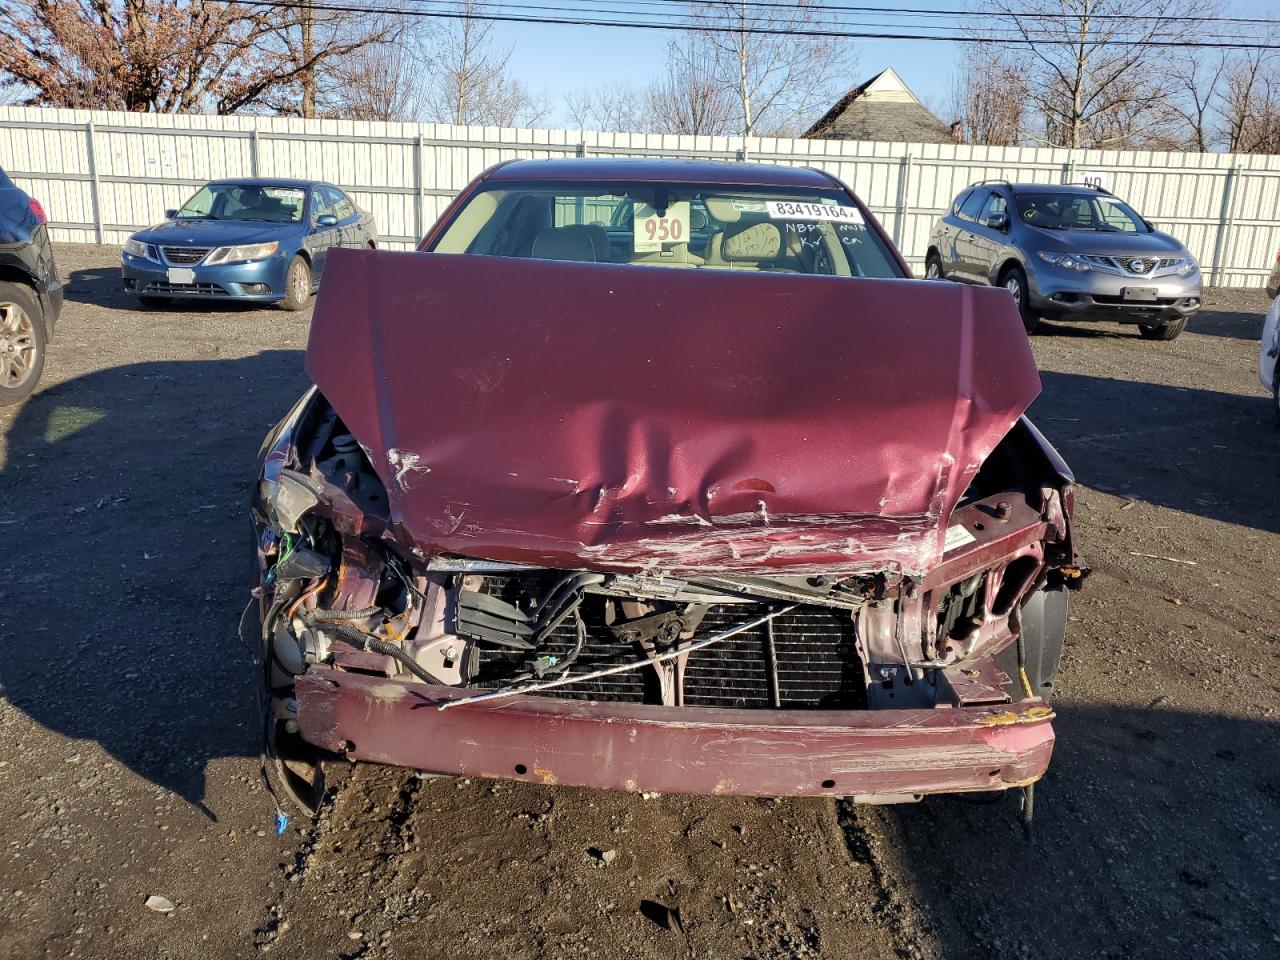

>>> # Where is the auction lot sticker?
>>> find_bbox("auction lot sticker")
[766,200,865,224]
[634,201,691,252]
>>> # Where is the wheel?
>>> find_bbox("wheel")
[996,583,1068,701]
[280,256,311,311]
[0,281,46,406]
[137,295,171,308]
[1138,317,1187,341]
[925,251,944,280]
[999,265,1039,334]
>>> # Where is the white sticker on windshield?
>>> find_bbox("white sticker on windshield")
[944,524,977,553]
[633,200,690,253]
[766,200,864,224]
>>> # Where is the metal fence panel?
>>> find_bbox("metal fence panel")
[1,106,1277,286]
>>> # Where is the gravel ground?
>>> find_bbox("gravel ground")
[1,245,1277,960]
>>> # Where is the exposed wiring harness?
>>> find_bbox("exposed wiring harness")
[300,608,447,686]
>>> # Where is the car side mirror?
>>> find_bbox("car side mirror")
[985,212,1009,231]
[316,214,338,227]
[165,209,177,219]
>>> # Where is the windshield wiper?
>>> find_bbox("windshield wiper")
[178,213,218,220]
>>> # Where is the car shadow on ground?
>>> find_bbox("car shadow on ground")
[1034,370,1280,534]
[0,350,308,815]
[861,702,1280,960]
[1188,305,1268,341]
[63,267,288,315]
[1035,319,1135,340]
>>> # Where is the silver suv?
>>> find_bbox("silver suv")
[925,182,1201,340]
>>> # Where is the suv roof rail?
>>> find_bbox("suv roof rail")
[1061,181,1114,195]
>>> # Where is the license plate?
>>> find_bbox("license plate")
[167,267,195,284]
[1122,286,1158,302]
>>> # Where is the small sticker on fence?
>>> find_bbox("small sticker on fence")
[633,201,690,252]
[944,524,977,552]
[765,200,864,224]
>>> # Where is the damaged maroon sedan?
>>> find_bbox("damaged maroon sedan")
[252,159,1083,818]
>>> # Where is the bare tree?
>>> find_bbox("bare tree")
[646,37,738,136]
[318,9,428,121]
[422,1,549,127]
[687,0,852,137]
[1219,51,1280,154]
[0,0,391,114]
[981,0,1203,149]
[949,46,1029,146]
[564,83,647,132]
[563,39,736,135]
[1155,51,1230,152]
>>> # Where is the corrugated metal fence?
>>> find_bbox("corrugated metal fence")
[2,106,1279,286]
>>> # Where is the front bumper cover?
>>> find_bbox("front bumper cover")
[296,669,1055,800]
[1028,264,1201,323]
[121,251,288,301]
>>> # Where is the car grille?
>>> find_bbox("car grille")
[162,246,212,265]
[143,281,227,295]
[1083,255,1183,276]
[469,581,866,710]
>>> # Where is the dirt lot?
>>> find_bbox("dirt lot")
[1,244,1277,960]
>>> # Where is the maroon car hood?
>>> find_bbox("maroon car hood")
[306,250,1040,576]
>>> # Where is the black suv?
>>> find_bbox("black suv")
[0,168,63,404]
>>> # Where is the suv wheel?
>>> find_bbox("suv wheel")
[925,252,944,280]
[0,281,46,406]
[1138,317,1187,341]
[999,265,1040,334]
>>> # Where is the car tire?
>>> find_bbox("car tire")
[0,281,47,407]
[137,295,171,308]
[925,251,945,280]
[1272,370,1280,429]
[280,256,311,312]
[1138,317,1187,341]
[999,265,1040,334]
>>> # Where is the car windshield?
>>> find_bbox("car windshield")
[176,183,305,224]
[1014,192,1150,233]
[429,181,904,278]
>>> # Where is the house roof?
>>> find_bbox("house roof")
[803,68,954,144]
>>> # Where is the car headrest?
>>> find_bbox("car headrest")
[531,225,601,262]
[703,198,743,223]
[720,220,782,262]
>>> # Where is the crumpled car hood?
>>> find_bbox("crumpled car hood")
[306,250,1040,576]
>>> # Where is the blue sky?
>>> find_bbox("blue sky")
[490,0,1277,130]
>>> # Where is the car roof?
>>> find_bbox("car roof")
[206,177,322,190]
[483,158,838,189]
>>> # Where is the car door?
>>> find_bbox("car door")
[305,186,341,281]
[969,191,1010,284]
[951,190,990,281]
[933,190,969,278]
[330,187,364,248]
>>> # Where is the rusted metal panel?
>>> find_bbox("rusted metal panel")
[296,669,1054,799]
[306,250,1039,579]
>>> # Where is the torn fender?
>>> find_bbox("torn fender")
[306,250,1040,576]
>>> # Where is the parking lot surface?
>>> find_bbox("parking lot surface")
[2,245,1277,960]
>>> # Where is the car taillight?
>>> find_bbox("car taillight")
[28,198,47,225]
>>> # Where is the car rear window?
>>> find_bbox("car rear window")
[429,181,904,279]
